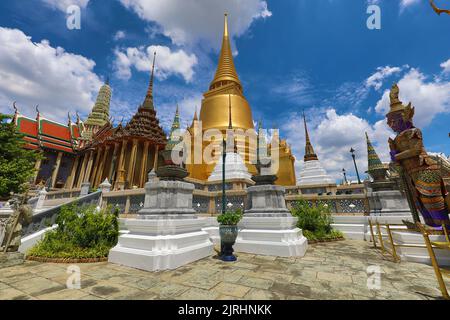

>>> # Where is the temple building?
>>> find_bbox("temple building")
[68,53,167,190]
[186,14,297,186]
[13,105,82,189]
[297,113,335,190]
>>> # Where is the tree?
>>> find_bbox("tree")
[0,113,40,199]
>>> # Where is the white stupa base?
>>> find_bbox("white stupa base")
[234,215,308,257]
[297,160,335,186]
[108,217,214,272]
[208,152,252,182]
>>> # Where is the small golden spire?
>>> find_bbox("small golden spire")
[303,112,319,162]
[209,13,241,91]
[143,52,156,109]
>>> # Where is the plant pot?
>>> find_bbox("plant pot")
[219,225,238,262]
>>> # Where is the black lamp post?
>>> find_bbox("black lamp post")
[349,148,362,184]
[222,138,227,214]
[342,168,348,184]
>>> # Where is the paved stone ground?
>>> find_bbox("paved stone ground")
[0,240,447,300]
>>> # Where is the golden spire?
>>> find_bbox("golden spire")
[209,13,242,91]
[143,52,156,109]
[303,112,318,162]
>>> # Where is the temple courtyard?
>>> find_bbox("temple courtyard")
[0,240,446,300]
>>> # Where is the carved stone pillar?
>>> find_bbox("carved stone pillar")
[51,152,63,188]
[109,143,120,183]
[95,145,110,188]
[33,158,42,184]
[84,150,95,183]
[115,141,128,190]
[66,156,80,189]
[139,141,150,188]
[90,148,103,186]
[127,139,138,188]
[77,153,89,188]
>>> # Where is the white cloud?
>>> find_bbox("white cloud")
[284,109,393,183]
[118,0,271,48]
[366,66,402,90]
[114,45,198,82]
[400,0,420,10]
[113,30,126,41]
[375,68,450,127]
[0,27,102,122]
[41,0,90,12]
[441,58,450,74]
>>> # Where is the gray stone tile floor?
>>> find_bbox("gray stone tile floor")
[0,240,448,300]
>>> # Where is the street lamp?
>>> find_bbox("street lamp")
[342,168,348,185]
[349,148,362,184]
[222,138,227,214]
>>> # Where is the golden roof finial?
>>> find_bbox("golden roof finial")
[209,13,241,91]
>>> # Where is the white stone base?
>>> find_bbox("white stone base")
[388,231,450,267]
[108,217,214,272]
[234,215,308,257]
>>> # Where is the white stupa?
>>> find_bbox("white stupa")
[297,114,335,186]
[208,151,251,182]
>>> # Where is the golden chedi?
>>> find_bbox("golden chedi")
[186,14,296,186]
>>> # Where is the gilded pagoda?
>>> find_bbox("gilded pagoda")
[186,14,297,186]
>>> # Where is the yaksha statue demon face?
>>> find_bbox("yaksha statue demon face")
[386,84,450,229]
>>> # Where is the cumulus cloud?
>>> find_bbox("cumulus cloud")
[114,45,198,82]
[0,27,102,122]
[284,109,393,183]
[374,68,450,127]
[118,0,271,48]
[366,66,402,90]
[441,58,450,74]
[41,0,90,11]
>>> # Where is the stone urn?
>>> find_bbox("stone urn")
[156,149,189,181]
[219,225,238,262]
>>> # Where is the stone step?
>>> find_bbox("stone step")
[331,223,366,240]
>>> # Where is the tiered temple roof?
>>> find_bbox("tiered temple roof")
[13,105,80,154]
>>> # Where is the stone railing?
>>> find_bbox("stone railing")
[22,190,101,237]
[45,189,81,200]
[285,194,369,215]
[34,183,370,217]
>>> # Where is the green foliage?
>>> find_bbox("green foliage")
[28,203,119,259]
[0,114,41,199]
[303,229,344,242]
[217,209,243,226]
[291,200,343,241]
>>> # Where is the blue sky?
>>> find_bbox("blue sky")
[0,0,449,181]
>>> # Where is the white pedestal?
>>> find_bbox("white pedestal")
[390,231,450,267]
[108,218,213,271]
[234,185,308,257]
[108,172,214,271]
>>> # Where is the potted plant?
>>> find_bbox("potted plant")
[217,209,243,262]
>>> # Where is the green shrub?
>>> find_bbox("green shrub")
[28,203,119,259]
[291,200,343,241]
[217,209,243,226]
